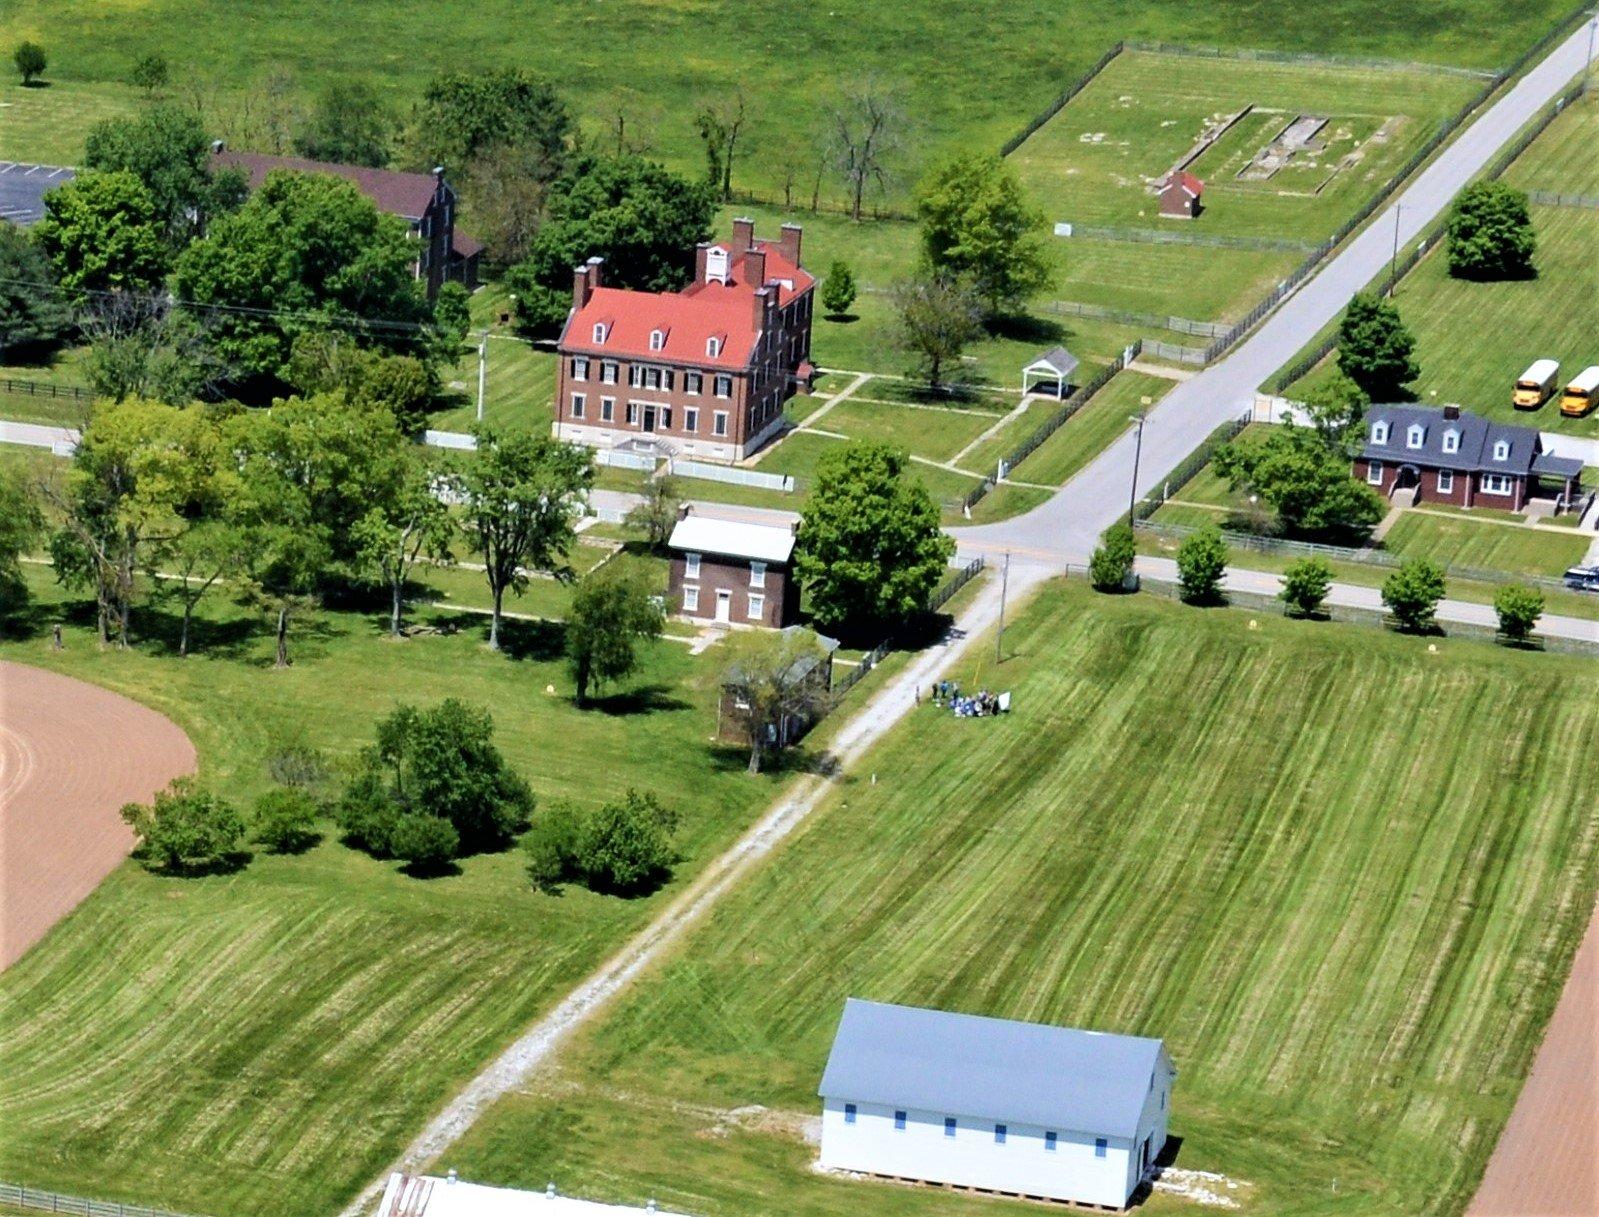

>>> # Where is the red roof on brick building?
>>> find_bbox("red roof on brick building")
[212,149,441,219]
[1167,170,1203,198]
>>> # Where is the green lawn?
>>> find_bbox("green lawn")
[954,400,1060,476]
[3,2,1567,198]
[1502,97,1599,196]
[816,399,996,464]
[751,428,982,510]
[1382,511,1589,576]
[1010,371,1175,486]
[0,568,798,1217]
[1010,50,1481,241]
[0,79,137,163]
[428,285,560,435]
[1048,237,1299,323]
[438,581,1599,1217]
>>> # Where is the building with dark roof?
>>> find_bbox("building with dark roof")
[818,998,1175,1208]
[553,217,814,463]
[1355,403,1584,512]
[210,144,479,297]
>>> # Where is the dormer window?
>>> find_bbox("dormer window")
[1441,429,1460,454]
[592,322,608,344]
[649,328,666,351]
[1406,424,1425,449]
[1371,421,1389,445]
[706,336,722,358]
[1493,439,1510,461]
[705,246,729,284]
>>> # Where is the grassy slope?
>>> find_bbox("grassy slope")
[1382,511,1589,576]
[817,399,996,464]
[440,582,1599,1217]
[0,570,797,1217]
[1,1,1568,194]
[1501,99,1599,196]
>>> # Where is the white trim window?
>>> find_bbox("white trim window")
[713,411,729,437]
[686,372,703,395]
[1442,428,1460,454]
[626,401,640,425]
[663,370,675,391]
[684,407,699,433]
[706,336,722,358]
[592,322,608,344]
[714,374,733,398]
[629,364,644,388]
[1371,421,1389,445]
[1367,460,1384,485]
[645,367,662,390]
[750,561,766,589]
[601,361,618,385]
[682,586,699,613]
[570,392,586,419]
[1492,439,1510,461]
[571,357,589,381]
[1482,473,1515,496]
[600,397,615,422]
[684,552,701,579]
[650,328,666,351]
[1436,469,1454,494]
[747,592,765,620]
[1406,424,1425,449]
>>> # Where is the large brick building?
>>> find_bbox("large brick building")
[553,217,814,462]
[211,145,479,297]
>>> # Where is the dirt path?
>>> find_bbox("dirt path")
[1467,900,1599,1216]
[337,559,1049,1217]
[0,661,196,969]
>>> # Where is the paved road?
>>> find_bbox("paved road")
[954,21,1599,566]
[0,161,74,225]
[1137,556,1599,643]
[0,419,77,452]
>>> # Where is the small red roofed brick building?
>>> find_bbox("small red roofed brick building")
[553,217,815,462]
[1159,171,1204,220]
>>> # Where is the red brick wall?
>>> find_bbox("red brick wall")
[667,552,797,628]
[1354,460,1526,509]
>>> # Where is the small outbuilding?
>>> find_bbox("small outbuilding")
[717,625,838,746]
[818,998,1175,1209]
[1159,170,1204,219]
[1021,346,1080,399]
[667,509,800,628]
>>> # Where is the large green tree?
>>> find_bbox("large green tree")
[504,154,715,332]
[795,441,955,635]
[1446,181,1536,281]
[405,68,571,175]
[916,153,1050,316]
[0,223,71,357]
[1382,558,1446,633]
[564,569,665,706]
[719,629,834,775]
[35,171,168,296]
[350,453,454,638]
[0,466,43,632]
[174,170,431,389]
[457,429,594,649]
[83,105,240,247]
[889,272,982,393]
[295,81,394,168]
[1213,424,1385,541]
[1336,292,1419,402]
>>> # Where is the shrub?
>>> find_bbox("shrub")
[1446,181,1536,281]
[522,790,678,895]
[522,800,585,893]
[266,741,328,790]
[390,814,461,874]
[1381,558,1446,633]
[1493,583,1544,642]
[252,788,321,854]
[1175,525,1228,604]
[335,764,401,856]
[1088,522,1137,592]
[120,777,246,874]
[1280,557,1334,617]
[13,41,46,85]
[820,260,857,317]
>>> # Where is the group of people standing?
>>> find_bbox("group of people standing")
[923,680,1009,718]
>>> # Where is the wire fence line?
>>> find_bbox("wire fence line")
[1527,188,1599,209]
[1041,300,1232,339]
[1066,225,1319,253]
[1121,39,1501,79]
[1133,414,1252,520]
[1000,42,1127,157]
[0,1182,205,1217]
[830,556,987,700]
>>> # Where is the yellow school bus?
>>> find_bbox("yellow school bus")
[1561,366,1599,418]
[1513,359,1559,409]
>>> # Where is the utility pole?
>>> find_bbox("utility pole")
[1587,16,1598,94]
[1127,413,1147,524]
[475,331,488,423]
[1388,203,1403,297]
[996,551,1010,663]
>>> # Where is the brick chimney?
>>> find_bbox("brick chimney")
[752,285,771,330]
[694,242,710,283]
[572,257,604,309]
[743,247,766,290]
[732,216,755,252]
[1443,403,1461,420]
[777,222,802,266]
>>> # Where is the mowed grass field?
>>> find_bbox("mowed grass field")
[1383,510,1589,576]
[1009,50,1482,240]
[439,581,1599,1217]
[0,568,799,1217]
[1010,370,1176,487]
[0,0,1571,198]
[1502,98,1599,195]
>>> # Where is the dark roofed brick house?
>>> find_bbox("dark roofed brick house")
[211,144,480,297]
[1354,403,1584,512]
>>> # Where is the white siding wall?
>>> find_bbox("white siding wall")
[818,1099,1134,1208]
[1126,1058,1174,1200]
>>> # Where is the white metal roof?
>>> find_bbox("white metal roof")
[1517,359,1559,383]
[668,515,795,564]
[377,1174,685,1217]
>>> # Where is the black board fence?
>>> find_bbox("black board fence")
[0,377,93,402]
[830,556,987,700]
[1132,413,1252,521]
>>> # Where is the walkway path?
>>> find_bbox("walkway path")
[953,23,1599,563]
[336,558,1051,1217]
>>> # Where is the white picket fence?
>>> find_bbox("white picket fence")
[671,459,794,492]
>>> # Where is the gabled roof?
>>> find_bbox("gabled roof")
[1166,170,1203,197]
[213,150,440,219]
[819,999,1170,1141]
[1361,404,1541,474]
[563,241,813,371]
[669,515,795,565]
[1024,346,1080,377]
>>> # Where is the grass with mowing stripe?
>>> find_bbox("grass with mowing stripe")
[819,399,995,464]
[1382,511,1589,576]
[1502,98,1599,196]
[0,80,137,163]
[439,581,1599,1217]
[0,568,795,1217]
[1009,371,1175,487]
[954,400,1061,477]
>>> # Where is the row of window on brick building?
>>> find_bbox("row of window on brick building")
[569,357,735,398]
[843,1104,1109,1157]
[568,393,732,437]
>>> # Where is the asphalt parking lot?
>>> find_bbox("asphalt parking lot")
[0,162,76,225]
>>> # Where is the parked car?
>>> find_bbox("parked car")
[1563,564,1599,592]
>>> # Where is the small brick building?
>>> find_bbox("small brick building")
[1159,170,1203,219]
[554,217,815,462]
[666,511,801,628]
[717,625,838,747]
[1354,403,1584,511]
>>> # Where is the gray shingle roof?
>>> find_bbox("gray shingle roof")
[1026,346,1080,378]
[1360,405,1541,475]
[1532,452,1585,479]
[818,999,1167,1140]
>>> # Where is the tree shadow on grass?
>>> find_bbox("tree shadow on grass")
[399,858,463,880]
[985,312,1067,346]
[141,849,254,877]
[585,683,692,717]
[496,616,566,662]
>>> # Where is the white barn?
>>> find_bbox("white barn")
[376,1173,689,1217]
[817,999,1175,1209]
